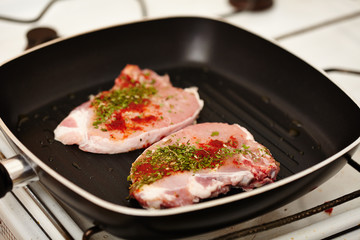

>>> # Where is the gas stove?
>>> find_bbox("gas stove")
[1,1,360,239]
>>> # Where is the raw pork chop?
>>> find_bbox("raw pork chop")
[54,65,203,154]
[129,122,280,209]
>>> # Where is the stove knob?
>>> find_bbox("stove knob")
[229,0,274,11]
[25,27,58,50]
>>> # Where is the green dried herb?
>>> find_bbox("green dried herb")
[91,83,157,128]
[129,142,254,191]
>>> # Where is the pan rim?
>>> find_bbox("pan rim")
[1,15,360,217]
[1,15,358,107]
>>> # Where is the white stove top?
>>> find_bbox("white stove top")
[0,1,360,239]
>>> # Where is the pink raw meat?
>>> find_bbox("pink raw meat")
[129,122,280,209]
[54,65,203,154]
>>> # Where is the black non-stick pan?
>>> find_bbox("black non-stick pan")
[0,17,359,239]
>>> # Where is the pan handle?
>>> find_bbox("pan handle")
[0,154,38,197]
[0,121,38,197]
[0,160,12,197]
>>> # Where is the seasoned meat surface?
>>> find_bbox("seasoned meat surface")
[54,65,203,154]
[129,122,280,209]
